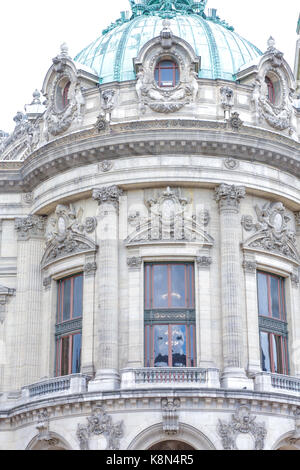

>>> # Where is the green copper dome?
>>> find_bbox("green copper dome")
[75,1,262,83]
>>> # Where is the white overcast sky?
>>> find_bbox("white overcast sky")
[0,0,299,132]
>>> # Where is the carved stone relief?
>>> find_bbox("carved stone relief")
[15,215,46,240]
[134,21,200,114]
[43,45,86,139]
[218,406,267,450]
[42,204,97,268]
[0,285,16,324]
[251,38,295,134]
[76,406,124,450]
[93,186,124,209]
[242,202,299,262]
[35,410,59,448]
[126,187,214,246]
[161,398,181,435]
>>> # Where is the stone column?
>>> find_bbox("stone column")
[215,184,252,389]
[196,256,215,368]
[12,215,46,389]
[88,186,123,391]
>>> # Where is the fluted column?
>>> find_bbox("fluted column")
[88,186,123,391]
[215,184,253,389]
[126,257,143,368]
[12,215,46,389]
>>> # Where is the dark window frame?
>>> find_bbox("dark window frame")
[144,262,196,368]
[257,271,289,375]
[155,60,179,88]
[55,273,83,377]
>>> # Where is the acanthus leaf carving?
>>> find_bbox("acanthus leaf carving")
[126,187,214,246]
[218,406,267,450]
[42,204,97,268]
[76,406,124,451]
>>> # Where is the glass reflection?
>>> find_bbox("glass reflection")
[171,325,186,367]
[154,325,169,367]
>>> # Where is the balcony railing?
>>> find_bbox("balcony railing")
[21,374,89,400]
[121,367,220,389]
[255,372,300,396]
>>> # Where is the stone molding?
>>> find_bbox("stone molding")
[242,202,300,263]
[76,406,123,451]
[92,186,123,209]
[218,405,267,450]
[42,276,52,290]
[15,215,46,240]
[2,119,300,192]
[215,184,246,212]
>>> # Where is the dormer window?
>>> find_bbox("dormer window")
[265,76,275,104]
[155,60,179,87]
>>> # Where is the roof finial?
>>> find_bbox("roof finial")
[267,36,276,51]
[60,42,69,57]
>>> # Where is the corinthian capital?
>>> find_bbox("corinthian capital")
[215,184,246,212]
[15,215,46,240]
[92,186,123,209]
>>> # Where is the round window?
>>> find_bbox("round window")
[155,60,179,88]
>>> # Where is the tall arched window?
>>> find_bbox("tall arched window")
[55,273,83,376]
[155,60,179,87]
[265,76,275,104]
[144,262,196,368]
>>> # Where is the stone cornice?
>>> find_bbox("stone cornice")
[0,120,299,193]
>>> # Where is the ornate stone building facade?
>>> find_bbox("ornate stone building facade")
[0,0,300,451]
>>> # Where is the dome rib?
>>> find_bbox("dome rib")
[74,13,262,84]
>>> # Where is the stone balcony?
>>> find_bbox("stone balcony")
[254,372,300,397]
[121,367,221,390]
[21,374,89,400]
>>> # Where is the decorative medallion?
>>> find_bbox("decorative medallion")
[242,202,299,263]
[42,204,97,268]
[76,406,124,451]
[218,406,267,450]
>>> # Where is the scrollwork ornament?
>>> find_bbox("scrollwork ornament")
[218,406,267,450]
[76,406,124,451]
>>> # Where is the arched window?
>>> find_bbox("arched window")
[265,76,275,104]
[55,273,83,376]
[257,271,289,375]
[144,263,196,368]
[155,60,179,88]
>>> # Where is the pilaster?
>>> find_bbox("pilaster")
[126,257,143,368]
[12,215,46,389]
[196,256,215,368]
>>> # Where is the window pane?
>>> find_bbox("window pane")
[153,265,168,308]
[61,336,70,376]
[160,67,174,85]
[273,335,285,375]
[170,265,186,308]
[63,279,71,321]
[260,332,271,372]
[73,275,83,318]
[171,325,186,367]
[257,273,269,316]
[72,334,82,374]
[154,325,169,367]
[270,277,280,319]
